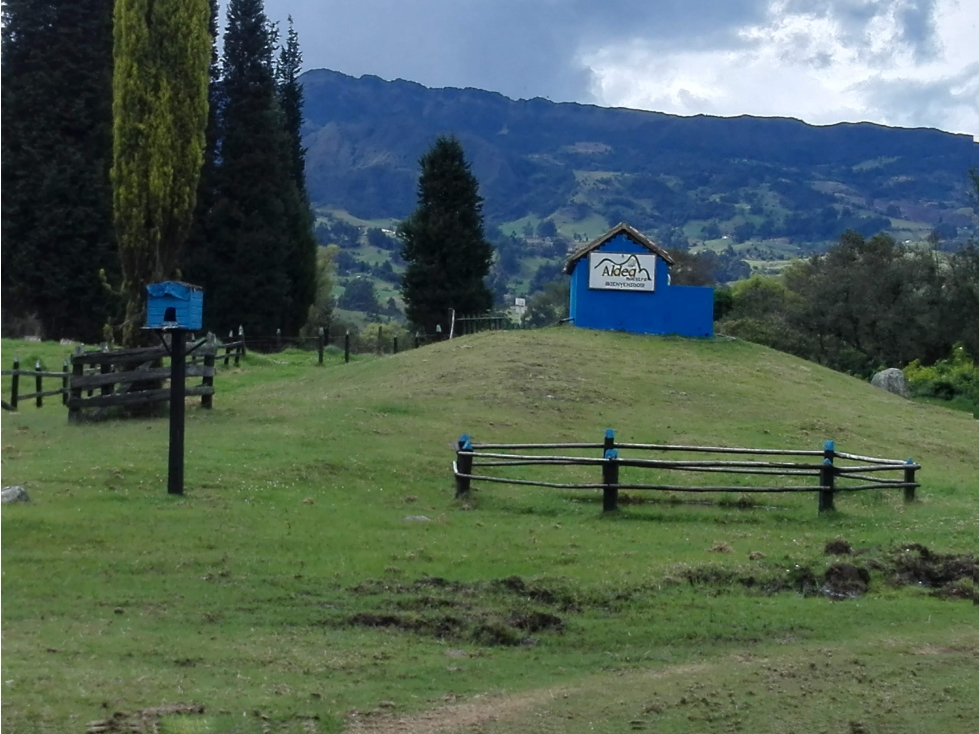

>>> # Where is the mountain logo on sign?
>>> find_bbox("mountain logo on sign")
[593,254,652,280]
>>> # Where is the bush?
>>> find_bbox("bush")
[904,345,979,414]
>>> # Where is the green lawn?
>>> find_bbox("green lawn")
[2,330,977,733]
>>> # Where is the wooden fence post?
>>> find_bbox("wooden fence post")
[819,439,835,512]
[318,327,325,365]
[225,330,233,366]
[604,428,615,454]
[377,325,383,355]
[201,333,215,409]
[99,343,111,397]
[238,325,246,358]
[904,458,916,503]
[276,328,282,352]
[344,330,350,364]
[35,360,43,408]
[455,434,473,498]
[414,333,420,349]
[603,448,619,512]
[10,356,19,410]
[603,428,618,512]
[69,346,83,420]
[393,336,398,354]
[62,359,69,406]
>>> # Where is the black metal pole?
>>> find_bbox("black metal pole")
[168,329,187,495]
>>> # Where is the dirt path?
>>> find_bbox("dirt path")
[342,664,710,734]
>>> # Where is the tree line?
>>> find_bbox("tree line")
[2,0,317,344]
[715,230,979,376]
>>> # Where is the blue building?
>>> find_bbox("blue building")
[563,223,714,337]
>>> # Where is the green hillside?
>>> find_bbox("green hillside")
[2,331,977,732]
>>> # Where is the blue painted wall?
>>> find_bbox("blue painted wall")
[568,234,714,337]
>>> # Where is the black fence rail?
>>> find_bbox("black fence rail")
[452,430,920,514]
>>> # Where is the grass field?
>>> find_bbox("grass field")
[2,330,977,733]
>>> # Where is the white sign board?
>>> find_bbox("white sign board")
[588,252,656,292]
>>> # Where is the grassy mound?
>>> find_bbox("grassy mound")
[2,330,977,733]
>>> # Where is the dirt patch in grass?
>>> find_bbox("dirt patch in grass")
[85,703,204,733]
[345,576,567,647]
[823,562,870,599]
[824,537,853,555]
[680,542,975,601]
[343,544,974,648]
[887,543,975,586]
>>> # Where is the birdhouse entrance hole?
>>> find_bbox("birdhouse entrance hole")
[163,307,177,323]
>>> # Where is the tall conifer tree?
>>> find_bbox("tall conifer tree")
[198,0,315,336]
[399,136,494,334]
[276,17,318,333]
[1,0,116,341]
[112,0,211,344]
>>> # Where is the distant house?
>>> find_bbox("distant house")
[563,223,713,337]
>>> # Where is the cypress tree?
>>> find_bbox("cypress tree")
[276,17,318,333]
[276,18,307,197]
[112,0,211,344]
[199,0,315,336]
[1,0,116,341]
[399,136,494,335]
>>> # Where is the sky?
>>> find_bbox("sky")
[257,0,979,137]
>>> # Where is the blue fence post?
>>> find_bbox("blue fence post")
[455,433,474,498]
[904,458,917,503]
[819,439,835,512]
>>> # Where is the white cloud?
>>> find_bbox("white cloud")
[583,0,979,134]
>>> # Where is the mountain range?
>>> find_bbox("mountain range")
[299,69,977,252]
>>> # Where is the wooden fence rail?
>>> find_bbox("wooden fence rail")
[2,357,70,410]
[452,430,920,514]
[67,337,218,418]
[2,334,232,416]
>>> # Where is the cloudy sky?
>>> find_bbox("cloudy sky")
[259,0,978,137]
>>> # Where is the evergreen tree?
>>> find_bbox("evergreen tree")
[1,0,116,341]
[196,0,316,336]
[276,18,307,197]
[399,136,494,334]
[276,17,318,333]
[112,0,211,344]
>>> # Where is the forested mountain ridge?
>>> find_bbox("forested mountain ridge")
[300,68,977,250]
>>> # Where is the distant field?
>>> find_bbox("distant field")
[2,331,976,733]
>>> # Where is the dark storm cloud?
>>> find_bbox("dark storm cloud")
[259,0,771,102]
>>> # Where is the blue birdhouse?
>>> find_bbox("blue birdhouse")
[145,281,203,330]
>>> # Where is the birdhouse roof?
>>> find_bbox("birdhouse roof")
[563,222,675,275]
[146,281,203,300]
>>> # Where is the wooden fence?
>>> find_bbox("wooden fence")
[452,430,920,514]
[66,337,218,418]
[1,357,70,411]
[2,335,234,417]
[451,312,515,337]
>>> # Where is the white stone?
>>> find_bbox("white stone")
[2,486,30,504]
